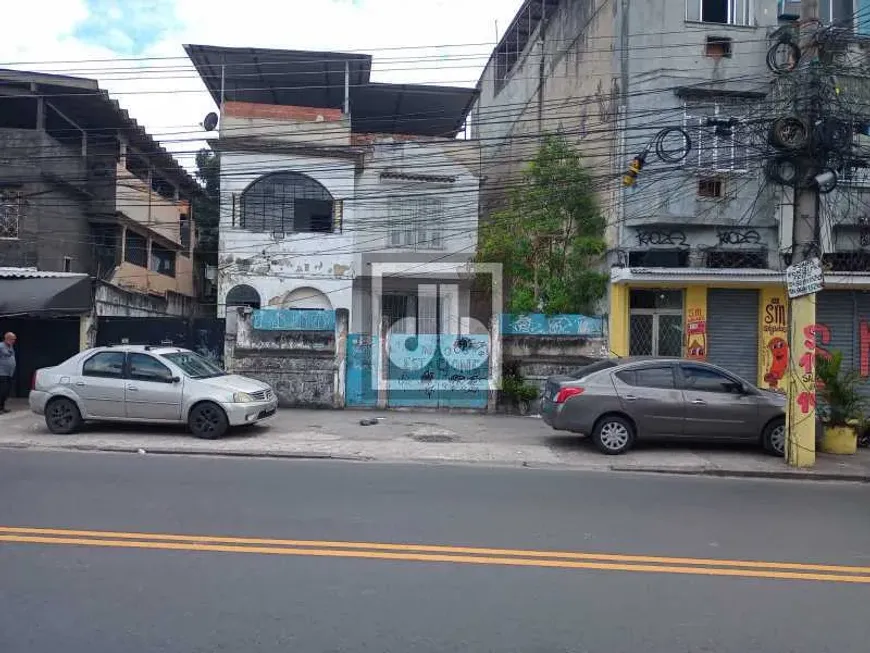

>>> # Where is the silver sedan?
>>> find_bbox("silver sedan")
[29,345,278,439]
[541,357,787,456]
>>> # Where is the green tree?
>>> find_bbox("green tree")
[477,136,608,315]
[193,148,220,266]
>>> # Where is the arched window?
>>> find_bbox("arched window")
[240,172,334,233]
[225,284,261,309]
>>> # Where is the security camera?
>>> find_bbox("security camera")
[814,169,837,193]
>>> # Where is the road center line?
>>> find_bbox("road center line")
[2,526,870,582]
[1,525,868,575]
[2,533,870,584]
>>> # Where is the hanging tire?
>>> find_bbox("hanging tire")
[188,402,229,440]
[762,418,786,457]
[45,397,83,435]
[591,415,636,455]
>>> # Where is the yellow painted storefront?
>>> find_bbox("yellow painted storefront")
[608,273,823,466]
[609,280,789,391]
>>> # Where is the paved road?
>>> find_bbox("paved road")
[1,450,869,653]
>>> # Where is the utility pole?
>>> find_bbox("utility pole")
[786,0,820,468]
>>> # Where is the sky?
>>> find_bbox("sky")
[3,0,524,171]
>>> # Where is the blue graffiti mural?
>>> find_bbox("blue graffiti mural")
[500,313,604,336]
[386,333,489,408]
[253,309,336,332]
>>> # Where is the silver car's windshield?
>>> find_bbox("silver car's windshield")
[163,352,226,379]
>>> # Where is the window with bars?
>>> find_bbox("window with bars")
[686,0,753,26]
[683,99,750,173]
[240,172,334,234]
[0,188,22,239]
[388,197,445,250]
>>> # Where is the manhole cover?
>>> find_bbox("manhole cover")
[412,434,456,443]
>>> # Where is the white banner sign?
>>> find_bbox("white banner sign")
[786,258,824,299]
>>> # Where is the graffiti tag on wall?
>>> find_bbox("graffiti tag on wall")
[501,314,604,337]
[252,309,336,332]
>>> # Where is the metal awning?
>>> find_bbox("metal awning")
[0,271,92,317]
[610,266,870,289]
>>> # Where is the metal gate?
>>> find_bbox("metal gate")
[96,317,225,367]
[386,332,489,408]
[706,289,760,383]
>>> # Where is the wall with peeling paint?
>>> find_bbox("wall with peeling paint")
[230,307,345,408]
[217,130,480,335]
[217,150,357,318]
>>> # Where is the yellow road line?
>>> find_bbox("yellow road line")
[2,534,869,584]
[1,525,868,575]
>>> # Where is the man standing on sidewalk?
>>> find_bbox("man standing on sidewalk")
[0,332,17,413]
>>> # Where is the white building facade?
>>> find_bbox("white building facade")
[186,45,481,337]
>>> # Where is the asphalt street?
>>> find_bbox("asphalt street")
[1,450,869,653]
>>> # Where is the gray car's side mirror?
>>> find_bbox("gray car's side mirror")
[171,376,181,383]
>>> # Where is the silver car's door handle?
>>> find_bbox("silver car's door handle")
[623,394,638,401]
[126,385,138,392]
[691,398,706,405]
[74,381,85,387]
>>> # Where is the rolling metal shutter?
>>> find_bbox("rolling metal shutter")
[816,290,856,372]
[855,291,870,400]
[706,289,760,383]
[818,290,870,400]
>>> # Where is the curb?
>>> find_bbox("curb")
[609,465,870,483]
[2,443,868,483]
[0,443,371,462]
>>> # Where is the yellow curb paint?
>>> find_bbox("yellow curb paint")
[1,527,869,583]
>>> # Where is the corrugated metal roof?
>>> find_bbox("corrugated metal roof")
[0,267,88,279]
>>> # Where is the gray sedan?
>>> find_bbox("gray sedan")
[30,345,278,439]
[541,357,786,456]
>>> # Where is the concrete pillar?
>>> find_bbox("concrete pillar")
[333,308,349,409]
[487,313,502,413]
[608,283,629,357]
[78,312,96,351]
[377,316,388,409]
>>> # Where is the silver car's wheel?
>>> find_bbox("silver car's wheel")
[188,402,229,440]
[45,398,82,435]
[592,416,635,455]
[763,419,786,457]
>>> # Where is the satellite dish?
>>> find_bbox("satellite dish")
[202,112,219,132]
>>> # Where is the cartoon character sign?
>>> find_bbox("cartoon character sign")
[760,292,789,392]
[763,336,789,388]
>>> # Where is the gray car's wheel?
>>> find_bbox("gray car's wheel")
[45,397,82,435]
[592,415,636,455]
[188,402,229,439]
[762,418,786,457]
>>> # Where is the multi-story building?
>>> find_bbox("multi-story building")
[184,44,481,339]
[0,69,202,393]
[470,0,870,393]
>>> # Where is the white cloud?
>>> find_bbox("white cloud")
[1,0,524,171]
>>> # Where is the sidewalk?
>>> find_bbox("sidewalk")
[1,401,868,481]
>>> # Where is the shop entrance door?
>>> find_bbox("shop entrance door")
[629,290,684,357]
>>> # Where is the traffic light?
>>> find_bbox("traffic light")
[622,151,647,187]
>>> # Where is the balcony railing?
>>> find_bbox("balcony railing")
[115,164,182,244]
